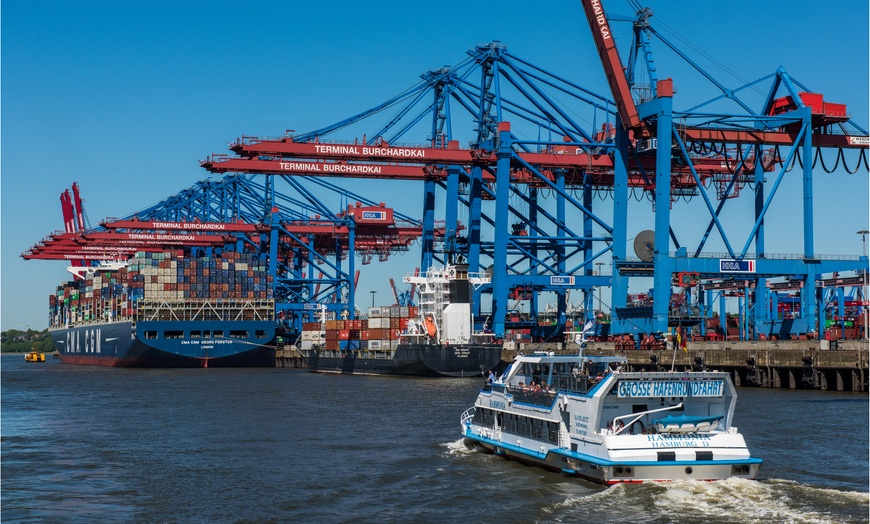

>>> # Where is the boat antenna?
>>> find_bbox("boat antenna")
[575,319,595,360]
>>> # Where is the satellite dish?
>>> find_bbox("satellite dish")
[634,230,655,262]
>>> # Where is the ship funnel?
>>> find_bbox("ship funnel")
[449,264,471,305]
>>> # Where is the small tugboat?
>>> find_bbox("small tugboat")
[460,335,762,484]
[24,351,46,363]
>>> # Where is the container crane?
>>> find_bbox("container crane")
[24,6,869,342]
[579,0,868,341]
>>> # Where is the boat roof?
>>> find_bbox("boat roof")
[515,351,627,364]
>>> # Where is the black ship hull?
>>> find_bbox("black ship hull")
[307,343,503,377]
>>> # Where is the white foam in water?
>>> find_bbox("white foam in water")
[650,478,854,524]
[444,438,475,455]
[541,478,868,523]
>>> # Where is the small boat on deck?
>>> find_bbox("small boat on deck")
[653,414,722,434]
[25,351,46,363]
[460,340,762,484]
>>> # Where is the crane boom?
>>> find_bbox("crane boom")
[580,0,643,132]
[71,182,86,232]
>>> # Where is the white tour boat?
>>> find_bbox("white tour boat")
[460,341,762,484]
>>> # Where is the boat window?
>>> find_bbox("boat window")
[144,331,158,340]
[696,451,713,461]
[190,331,202,338]
[164,330,184,339]
[473,408,496,427]
[213,331,225,338]
[657,452,676,462]
[492,413,559,445]
[229,330,248,339]
[255,330,267,339]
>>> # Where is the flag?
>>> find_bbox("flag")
[582,320,595,335]
[678,326,688,352]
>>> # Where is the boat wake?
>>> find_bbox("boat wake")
[542,477,869,524]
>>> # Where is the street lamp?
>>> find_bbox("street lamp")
[858,230,869,341]
[370,290,377,309]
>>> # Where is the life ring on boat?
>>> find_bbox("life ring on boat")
[424,315,437,338]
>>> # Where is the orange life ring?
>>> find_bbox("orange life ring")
[424,315,437,337]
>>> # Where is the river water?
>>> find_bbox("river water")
[2,354,867,523]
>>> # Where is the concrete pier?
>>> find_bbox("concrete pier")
[502,340,870,392]
[276,346,306,369]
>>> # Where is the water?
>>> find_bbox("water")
[2,354,867,523]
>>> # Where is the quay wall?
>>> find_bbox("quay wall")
[502,340,870,392]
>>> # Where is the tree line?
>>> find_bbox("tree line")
[1,329,56,353]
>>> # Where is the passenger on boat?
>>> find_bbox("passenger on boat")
[486,370,495,385]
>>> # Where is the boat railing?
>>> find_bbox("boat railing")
[460,406,476,426]
[507,387,557,408]
[135,299,275,322]
[49,312,137,329]
[550,375,592,395]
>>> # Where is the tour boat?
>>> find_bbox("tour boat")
[460,342,762,484]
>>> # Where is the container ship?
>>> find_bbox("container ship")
[48,251,276,368]
[300,264,503,377]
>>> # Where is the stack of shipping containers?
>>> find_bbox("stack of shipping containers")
[49,251,274,327]
[299,305,419,352]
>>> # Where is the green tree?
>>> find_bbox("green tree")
[1,329,55,353]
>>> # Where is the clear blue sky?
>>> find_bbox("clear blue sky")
[2,0,868,331]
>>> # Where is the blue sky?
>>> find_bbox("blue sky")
[2,0,868,331]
